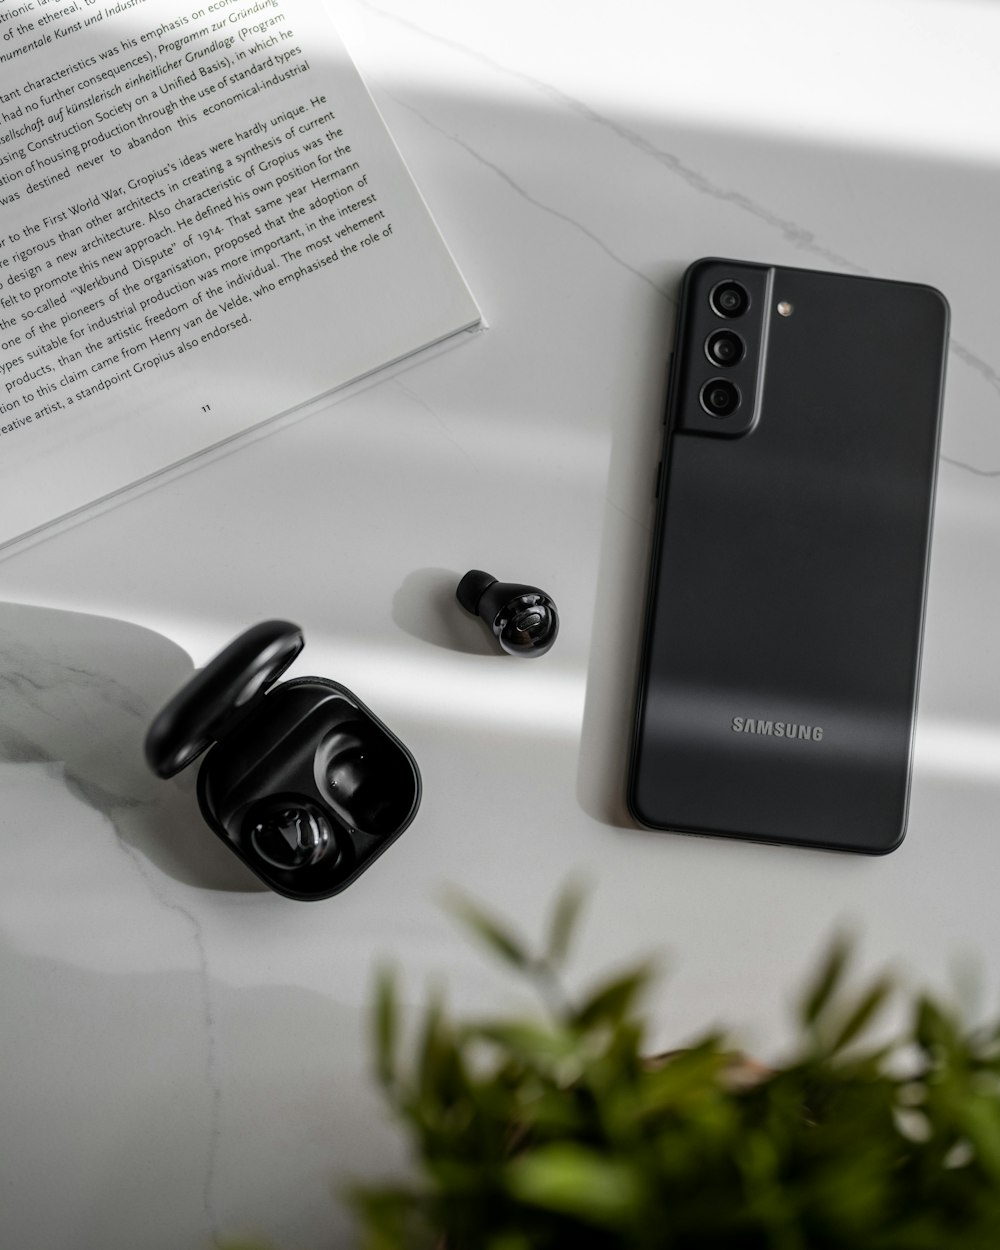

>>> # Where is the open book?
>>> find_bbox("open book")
[0,0,481,547]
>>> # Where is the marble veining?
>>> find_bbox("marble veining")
[392,377,482,468]
[2,5,1000,1249]
[940,455,1000,478]
[0,613,226,1240]
[357,0,1000,473]
[355,0,871,272]
[391,93,676,300]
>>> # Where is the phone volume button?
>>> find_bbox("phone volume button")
[654,459,662,498]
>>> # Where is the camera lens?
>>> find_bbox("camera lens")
[705,330,745,367]
[699,378,741,418]
[709,281,750,318]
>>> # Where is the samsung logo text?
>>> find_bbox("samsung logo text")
[731,717,824,742]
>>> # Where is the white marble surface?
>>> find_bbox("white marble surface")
[3,1,1000,1246]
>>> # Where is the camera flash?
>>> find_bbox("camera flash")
[777,301,794,317]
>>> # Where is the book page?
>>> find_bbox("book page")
[0,0,480,545]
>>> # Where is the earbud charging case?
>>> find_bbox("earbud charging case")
[145,620,421,901]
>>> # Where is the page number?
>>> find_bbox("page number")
[201,404,211,412]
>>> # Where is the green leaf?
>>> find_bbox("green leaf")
[505,1144,644,1228]
[572,962,655,1031]
[829,978,892,1054]
[955,1096,1000,1181]
[640,1040,731,1114]
[915,994,962,1059]
[799,933,851,1028]
[416,990,464,1115]
[545,877,589,967]
[355,888,1000,1250]
[467,1019,581,1068]
[347,1186,431,1250]
[374,965,398,1090]
[485,1234,533,1250]
[442,890,531,970]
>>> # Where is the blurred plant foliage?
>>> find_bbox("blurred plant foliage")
[351,884,1000,1250]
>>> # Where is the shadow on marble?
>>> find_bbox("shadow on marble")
[573,268,674,833]
[1,71,996,841]
[0,932,387,1250]
[0,602,264,893]
[392,566,498,655]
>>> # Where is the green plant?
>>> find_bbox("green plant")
[351,886,1000,1249]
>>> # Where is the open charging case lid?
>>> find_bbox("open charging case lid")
[145,620,305,780]
[145,621,421,901]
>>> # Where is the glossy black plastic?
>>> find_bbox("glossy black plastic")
[457,569,559,657]
[145,621,421,899]
[628,258,949,854]
[699,378,741,417]
[709,279,751,318]
[705,329,745,367]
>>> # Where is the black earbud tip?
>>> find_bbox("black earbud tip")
[456,569,498,615]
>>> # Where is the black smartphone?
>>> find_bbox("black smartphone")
[627,258,949,854]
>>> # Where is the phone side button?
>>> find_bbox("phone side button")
[663,352,674,423]
[654,459,662,498]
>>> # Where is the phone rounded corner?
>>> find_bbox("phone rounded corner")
[913,282,951,333]
[865,821,908,856]
[625,775,655,832]
[683,256,730,287]
[685,257,718,277]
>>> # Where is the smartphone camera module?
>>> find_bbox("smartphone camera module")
[674,262,763,437]
[705,330,745,367]
[709,281,750,319]
[700,378,741,418]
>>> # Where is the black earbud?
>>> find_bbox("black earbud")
[456,570,559,657]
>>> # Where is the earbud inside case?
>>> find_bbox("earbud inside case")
[145,620,421,900]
